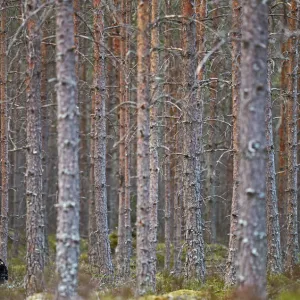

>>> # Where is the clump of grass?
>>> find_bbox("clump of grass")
[267,273,292,298]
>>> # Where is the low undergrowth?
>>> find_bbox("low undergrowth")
[1,239,300,299]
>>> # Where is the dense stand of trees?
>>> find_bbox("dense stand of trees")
[1,0,300,299]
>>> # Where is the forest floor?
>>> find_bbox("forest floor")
[1,235,300,300]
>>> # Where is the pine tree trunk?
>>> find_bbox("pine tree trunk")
[278,6,288,261]
[116,0,132,279]
[41,19,49,262]
[93,0,114,282]
[183,0,205,282]
[55,0,80,297]
[149,0,160,286]
[284,0,298,274]
[164,0,171,271]
[173,123,183,275]
[136,0,152,295]
[0,0,8,266]
[207,2,218,244]
[237,1,268,298]
[225,0,240,286]
[266,68,282,274]
[124,0,132,279]
[25,0,45,295]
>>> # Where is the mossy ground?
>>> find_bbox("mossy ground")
[1,237,300,299]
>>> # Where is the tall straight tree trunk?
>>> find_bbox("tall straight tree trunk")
[136,0,152,295]
[237,0,268,298]
[149,0,160,286]
[207,2,218,244]
[124,0,132,277]
[0,0,8,266]
[93,0,114,282]
[55,0,80,297]
[266,68,282,274]
[278,5,288,260]
[116,0,132,279]
[225,0,240,286]
[284,0,298,274]
[183,0,205,282]
[89,28,97,267]
[164,0,172,271]
[173,129,183,275]
[25,0,45,295]
[41,18,49,262]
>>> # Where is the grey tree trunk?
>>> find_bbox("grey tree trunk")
[284,0,298,274]
[225,0,240,286]
[55,0,80,298]
[93,0,114,282]
[183,0,205,282]
[41,18,49,262]
[164,0,172,271]
[25,0,45,295]
[237,1,268,298]
[266,68,282,274]
[149,0,160,288]
[173,127,183,275]
[0,0,8,266]
[136,0,152,295]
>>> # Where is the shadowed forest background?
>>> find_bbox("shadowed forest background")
[1,0,300,299]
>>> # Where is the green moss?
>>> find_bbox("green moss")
[80,238,88,254]
[48,234,56,254]
[0,286,26,300]
[156,270,185,294]
[276,290,300,300]
[205,244,227,264]
[268,273,291,298]
[109,231,118,253]
[9,264,26,282]
[80,252,89,264]
[26,293,53,300]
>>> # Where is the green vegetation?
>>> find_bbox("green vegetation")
[3,240,300,299]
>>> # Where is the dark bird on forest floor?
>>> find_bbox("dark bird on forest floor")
[0,259,8,284]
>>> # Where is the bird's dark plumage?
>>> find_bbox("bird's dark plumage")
[0,259,8,283]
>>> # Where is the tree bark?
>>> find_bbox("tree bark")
[237,1,268,298]
[25,0,45,295]
[183,0,205,282]
[149,0,160,286]
[206,1,218,244]
[0,0,8,267]
[116,0,132,279]
[278,5,288,261]
[284,0,298,274]
[41,15,49,262]
[55,0,80,297]
[266,67,282,274]
[136,0,152,295]
[164,0,172,272]
[93,0,114,282]
[225,0,240,286]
